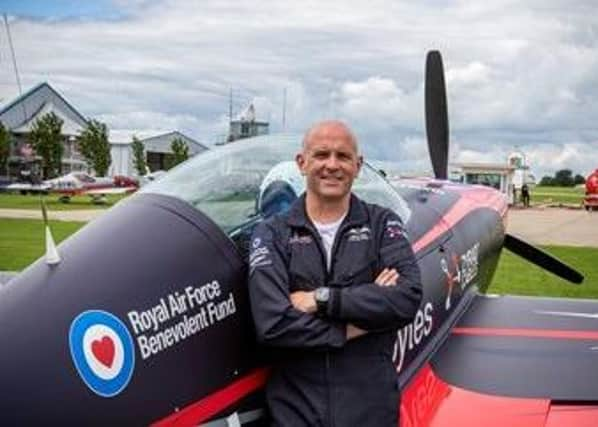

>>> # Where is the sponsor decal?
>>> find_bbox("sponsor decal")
[441,256,460,310]
[400,365,449,427]
[393,302,434,373]
[69,310,135,397]
[441,242,479,310]
[391,243,480,374]
[127,280,237,360]
[459,243,479,289]
[70,280,239,398]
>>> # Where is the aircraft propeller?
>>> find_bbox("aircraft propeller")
[425,50,449,180]
[424,50,584,285]
[503,233,583,284]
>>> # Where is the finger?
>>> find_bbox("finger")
[379,275,394,287]
[375,269,390,286]
[380,268,395,281]
[387,270,400,285]
[375,268,389,281]
[380,269,399,287]
[376,271,391,286]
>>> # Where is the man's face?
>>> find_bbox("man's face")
[296,124,362,202]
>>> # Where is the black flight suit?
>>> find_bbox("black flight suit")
[248,193,423,427]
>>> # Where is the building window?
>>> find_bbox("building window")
[465,173,502,190]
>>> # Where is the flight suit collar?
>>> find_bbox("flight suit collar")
[286,193,368,229]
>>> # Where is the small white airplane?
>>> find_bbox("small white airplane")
[44,172,138,203]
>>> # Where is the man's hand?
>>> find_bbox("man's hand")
[375,268,399,287]
[290,291,317,313]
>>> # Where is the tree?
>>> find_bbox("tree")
[539,176,554,186]
[574,174,586,185]
[167,137,189,169]
[554,169,574,187]
[131,136,146,176]
[0,122,10,176]
[77,119,111,176]
[29,112,64,179]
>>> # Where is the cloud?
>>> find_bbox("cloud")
[337,77,406,124]
[0,0,596,177]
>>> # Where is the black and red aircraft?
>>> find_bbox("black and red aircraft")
[1,51,596,426]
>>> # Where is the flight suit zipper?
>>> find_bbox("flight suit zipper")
[322,221,357,427]
[307,219,360,427]
[326,351,333,427]
[305,223,334,426]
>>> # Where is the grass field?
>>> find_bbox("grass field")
[531,185,585,205]
[0,193,130,210]
[1,218,596,299]
[0,187,584,209]
[487,245,598,298]
[0,219,84,270]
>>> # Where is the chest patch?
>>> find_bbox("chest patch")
[385,219,406,239]
[347,226,371,242]
[289,232,313,245]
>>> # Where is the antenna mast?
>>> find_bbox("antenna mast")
[3,14,26,121]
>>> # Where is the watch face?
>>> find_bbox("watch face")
[316,287,330,302]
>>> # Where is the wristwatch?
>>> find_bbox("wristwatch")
[314,287,330,316]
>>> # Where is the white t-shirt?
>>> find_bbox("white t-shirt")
[313,213,347,272]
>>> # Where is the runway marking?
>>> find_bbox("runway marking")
[452,327,598,341]
[534,310,598,320]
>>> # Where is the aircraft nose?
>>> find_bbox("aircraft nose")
[0,193,256,424]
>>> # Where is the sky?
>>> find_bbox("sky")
[0,0,597,178]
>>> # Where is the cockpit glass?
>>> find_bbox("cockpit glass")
[140,134,411,235]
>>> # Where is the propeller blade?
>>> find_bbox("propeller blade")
[504,233,583,284]
[425,50,449,180]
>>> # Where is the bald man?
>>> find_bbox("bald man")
[249,121,422,426]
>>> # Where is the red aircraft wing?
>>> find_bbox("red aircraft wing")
[400,294,598,426]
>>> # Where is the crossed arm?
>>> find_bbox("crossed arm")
[290,268,400,340]
[248,216,422,349]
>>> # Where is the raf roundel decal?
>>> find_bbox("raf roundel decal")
[69,310,135,397]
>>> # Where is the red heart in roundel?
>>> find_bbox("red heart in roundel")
[91,336,115,368]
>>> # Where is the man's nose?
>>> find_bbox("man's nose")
[324,154,340,169]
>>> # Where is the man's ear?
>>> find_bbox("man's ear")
[296,152,306,175]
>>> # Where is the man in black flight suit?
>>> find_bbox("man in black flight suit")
[248,120,423,426]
